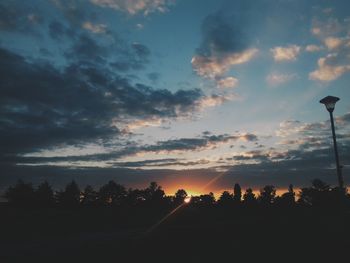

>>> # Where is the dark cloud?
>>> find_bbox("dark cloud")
[194,0,266,58]
[111,158,180,168]
[39,48,52,56]
[61,33,151,72]
[109,158,211,168]
[145,134,241,152]
[1,112,349,192]
[65,34,108,63]
[48,1,152,72]
[221,124,350,188]
[10,132,259,166]
[132,43,150,58]
[0,1,43,33]
[51,0,87,26]
[197,12,246,56]
[109,43,151,72]
[150,159,210,167]
[147,72,160,83]
[47,1,152,72]
[217,143,350,189]
[193,0,325,63]
[0,3,22,31]
[241,133,258,141]
[0,47,205,162]
[48,20,63,36]
[336,112,350,125]
[260,143,347,165]
[278,114,350,151]
[2,142,350,194]
[109,62,134,72]
[191,4,260,80]
[231,150,269,162]
[48,20,74,40]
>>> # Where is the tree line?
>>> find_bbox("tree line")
[3,179,349,209]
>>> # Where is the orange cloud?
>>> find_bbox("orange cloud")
[90,0,172,15]
[271,45,301,62]
[309,55,350,82]
[191,48,258,79]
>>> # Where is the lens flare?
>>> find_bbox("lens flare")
[146,171,228,234]
[184,196,192,203]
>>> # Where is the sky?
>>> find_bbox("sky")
[1,0,350,195]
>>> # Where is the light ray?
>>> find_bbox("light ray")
[198,171,227,193]
[145,202,187,234]
[145,171,228,234]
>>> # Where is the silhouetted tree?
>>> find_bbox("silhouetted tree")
[4,180,34,205]
[233,183,242,204]
[99,180,126,206]
[298,179,334,207]
[218,191,233,206]
[6,178,349,211]
[56,180,80,207]
[243,188,256,206]
[258,185,276,205]
[81,185,98,206]
[312,179,330,191]
[125,188,145,206]
[275,184,295,208]
[174,189,188,204]
[197,192,215,207]
[34,181,54,206]
[328,187,350,208]
[144,182,165,206]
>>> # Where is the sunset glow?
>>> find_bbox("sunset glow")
[0,0,349,193]
[2,1,350,262]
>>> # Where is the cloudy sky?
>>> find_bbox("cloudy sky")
[1,0,350,194]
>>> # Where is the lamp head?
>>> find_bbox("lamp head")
[320,96,340,113]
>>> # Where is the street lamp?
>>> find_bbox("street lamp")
[319,95,344,190]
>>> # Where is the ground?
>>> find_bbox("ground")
[1,205,349,262]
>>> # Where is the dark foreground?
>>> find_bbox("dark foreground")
[1,205,349,263]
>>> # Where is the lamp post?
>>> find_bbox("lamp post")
[319,95,344,190]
